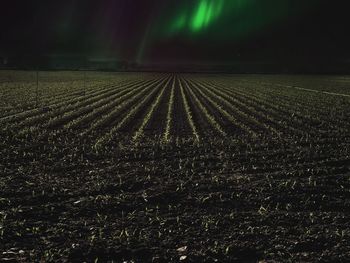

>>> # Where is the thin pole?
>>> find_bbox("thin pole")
[84,70,86,94]
[36,70,39,107]
[84,57,87,96]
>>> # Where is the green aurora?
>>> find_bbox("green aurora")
[163,0,314,38]
[137,0,316,62]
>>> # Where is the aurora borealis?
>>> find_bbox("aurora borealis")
[168,0,225,33]
[1,0,350,70]
[164,0,290,36]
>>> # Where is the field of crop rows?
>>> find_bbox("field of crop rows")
[1,71,350,262]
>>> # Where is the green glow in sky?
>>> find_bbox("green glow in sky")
[165,0,293,37]
[169,0,225,33]
[191,0,224,31]
[137,0,316,62]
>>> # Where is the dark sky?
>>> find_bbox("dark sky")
[1,0,349,67]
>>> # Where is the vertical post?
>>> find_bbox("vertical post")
[109,71,112,87]
[84,70,86,95]
[84,57,88,96]
[36,70,39,107]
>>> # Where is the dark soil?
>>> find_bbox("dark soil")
[1,132,350,262]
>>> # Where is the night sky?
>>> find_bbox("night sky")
[1,0,350,68]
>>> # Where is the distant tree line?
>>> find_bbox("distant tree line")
[0,55,349,74]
